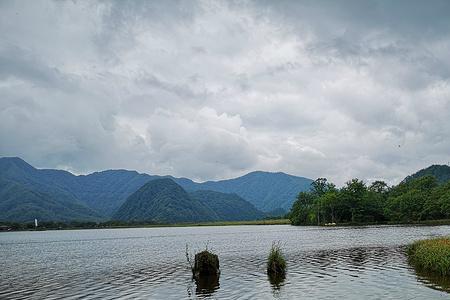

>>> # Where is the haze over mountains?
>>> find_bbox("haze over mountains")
[0,157,312,223]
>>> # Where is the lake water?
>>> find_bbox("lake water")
[1,225,450,299]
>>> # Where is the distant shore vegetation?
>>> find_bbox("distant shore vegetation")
[289,175,450,225]
[0,218,290,231]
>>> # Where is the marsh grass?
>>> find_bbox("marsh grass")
[408,237,450,276]
[186,243,220,277]
[267,242,286,278]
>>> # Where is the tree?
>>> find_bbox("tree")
[340,179,367,223]
[289,192,315,225]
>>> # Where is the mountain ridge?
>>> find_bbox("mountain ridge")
[403,164,450,184]
[0,157,312,220]
[0,157,312,216]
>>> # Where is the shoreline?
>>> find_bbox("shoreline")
[3,218,450,232]
[0,218,291,232]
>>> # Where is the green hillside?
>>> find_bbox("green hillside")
[189,190,265,221]
[403,164,450,184]
[0,178,101,222]
[113,178,217,223]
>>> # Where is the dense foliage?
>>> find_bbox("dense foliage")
[289,175,450,225]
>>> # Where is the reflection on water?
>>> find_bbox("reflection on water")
[1,225,450,299]
[268,273,286,290]
[194,274,220,296]
[410,261,450,293]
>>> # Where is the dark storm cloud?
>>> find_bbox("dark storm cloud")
[0,0,449,184]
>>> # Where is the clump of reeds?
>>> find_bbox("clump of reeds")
[267,242,286,277]
[407,237,450,276]
[186,244,220,278]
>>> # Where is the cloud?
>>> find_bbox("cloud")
[0,0,450,185]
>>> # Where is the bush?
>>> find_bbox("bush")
[408,237,450,276]
[267,242,286,277]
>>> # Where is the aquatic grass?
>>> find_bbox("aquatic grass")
[267,242,286,277]
[186,243,220,277]
[407,237,450,276]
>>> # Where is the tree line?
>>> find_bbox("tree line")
[288,176,450,225]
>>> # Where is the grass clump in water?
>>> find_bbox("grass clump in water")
[186,244,220,278]
[408,237,450,276]
[267,242,286,278]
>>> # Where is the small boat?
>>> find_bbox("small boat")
[324,222,336,226]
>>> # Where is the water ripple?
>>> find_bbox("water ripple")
[1,225,450,299]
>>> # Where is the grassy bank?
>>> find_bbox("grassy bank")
[179,218,290,227]
[407,237,450,276]
[0,218,291,231]
[110,218,290,228]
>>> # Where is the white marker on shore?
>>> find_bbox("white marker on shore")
[34,218,38,228]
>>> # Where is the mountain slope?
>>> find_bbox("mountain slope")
[113,178,217,223]
[189,190,265,221]
[0,178,100,222]
[403,165,450,184]
[175,171,313,212]
[69,170,156,216]
[0,157,102,222]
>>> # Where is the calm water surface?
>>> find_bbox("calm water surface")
[1,225,450,299]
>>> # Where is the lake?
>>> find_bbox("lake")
[1,225,450,299]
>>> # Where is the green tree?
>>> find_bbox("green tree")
[340,179,367,223]
[289,192,315,225]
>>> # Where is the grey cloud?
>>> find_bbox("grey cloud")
[0,0,449,185]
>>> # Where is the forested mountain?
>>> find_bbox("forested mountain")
[0,158,101,222]
[175,171,313,212]
[189,190,265,221]
[113,179,217,223]
[113,179,266,223]
[403,165,450,184]
[0,178,101,222]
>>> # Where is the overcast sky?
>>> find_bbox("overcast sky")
[1,0,450,185]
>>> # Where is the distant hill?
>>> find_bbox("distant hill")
[174,171,313,212]
[189,190,265,221]
[403,165,450,184]
[113,178,217,223]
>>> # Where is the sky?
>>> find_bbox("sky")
[1,0,450,185]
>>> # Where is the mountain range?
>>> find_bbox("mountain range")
[0,157,312,223]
